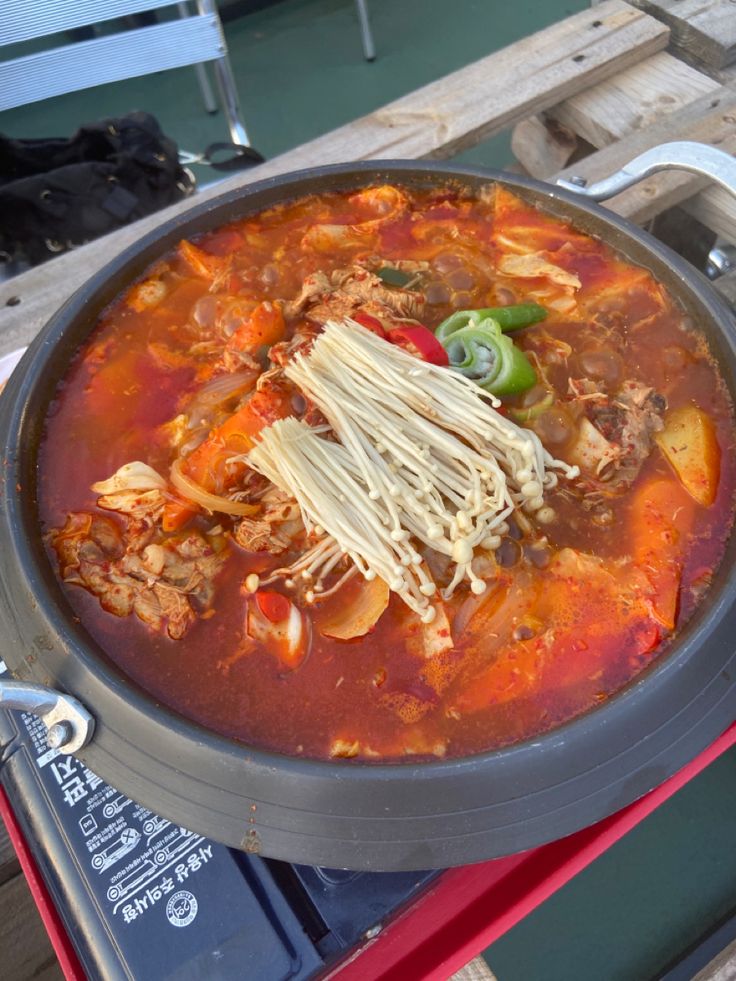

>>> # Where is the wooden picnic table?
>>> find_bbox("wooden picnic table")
[2,2,736,978]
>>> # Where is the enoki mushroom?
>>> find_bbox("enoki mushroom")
[248,319,578,622]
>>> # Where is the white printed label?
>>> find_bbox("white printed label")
[166,890,199,928]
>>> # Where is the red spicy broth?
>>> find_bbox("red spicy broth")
[38,182,736,761]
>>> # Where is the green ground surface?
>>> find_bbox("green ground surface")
[3,2,736,979]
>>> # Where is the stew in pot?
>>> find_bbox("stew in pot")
[38,183,736,761]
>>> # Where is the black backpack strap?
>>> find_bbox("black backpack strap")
[201,142,265,171]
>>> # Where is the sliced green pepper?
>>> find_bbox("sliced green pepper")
[376,266,416,288]
[442,317,537,396]
[509,390,555,423]
[435,303,547,344]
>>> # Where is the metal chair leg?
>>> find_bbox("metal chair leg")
[179,2,218,113]
[194,62,218,114]
[355,0,376,62]
[210,56,250,146]
[196,0,252,146]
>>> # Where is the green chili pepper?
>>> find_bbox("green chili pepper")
[376,266,416,288]
[441,317,537,396]
[435,304,547,344]
[509,390,555,423]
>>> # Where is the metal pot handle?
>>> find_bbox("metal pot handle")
[0,678,95,753]
[556,141,736,202]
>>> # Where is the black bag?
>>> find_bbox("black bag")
[0,112,195,265]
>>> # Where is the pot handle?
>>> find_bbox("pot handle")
[556,141,736,202]
[0,678,95,753]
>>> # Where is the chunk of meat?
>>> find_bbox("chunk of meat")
[282,265,425,325]
[566,379,665,489]
[49,513,227,639]
[127,275,168,312]
[282,272,331,319]
[348,185,409,219]
[178,240,229,282]
[267,325,321,369]
[234,489,304,555]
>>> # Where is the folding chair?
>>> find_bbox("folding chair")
[0,0,252,147]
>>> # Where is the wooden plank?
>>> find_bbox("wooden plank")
[682,184,736,243]
[714,268,736,306]
[627,0,736,70]
[692,936,736,981]
[510,115,579,178]
[0,820,20,887]
[0,874,62,980]
[550,51,719,146]
[0,0,669,357]
[451,956,499,981]
[554,83,736,224]
[534,50,736,241]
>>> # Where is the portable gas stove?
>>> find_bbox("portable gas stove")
[2,649,735,981]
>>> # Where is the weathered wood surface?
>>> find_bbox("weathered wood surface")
[518,52,736,242]
[628,0,736,70]
[693,935,736,981]
[511,114,580,179]
[0,0,669,358]
[0,820,20,887]
[714,266,736,305]
[521,51,736,243]
[681,183,736,242]
[554,83,736,224]
[512,52,719,179]
[0,820,62,980]
[550,51,719,147]
[452,956,499,980]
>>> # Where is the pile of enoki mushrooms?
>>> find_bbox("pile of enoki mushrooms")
[246,320,578,623]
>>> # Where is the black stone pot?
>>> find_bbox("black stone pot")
[2,156,736,872]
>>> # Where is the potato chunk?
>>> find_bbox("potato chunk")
[655,405,720,507]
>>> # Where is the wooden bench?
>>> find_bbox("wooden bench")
[0,822,62,979]
[1,3,735,979]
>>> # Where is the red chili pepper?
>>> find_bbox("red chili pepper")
[352,310,387,338]
[255,590,291,623]
[387,325,449,366]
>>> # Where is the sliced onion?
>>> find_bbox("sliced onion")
[170,458,259,516]
[454,580,504,637]
[91,461,166,495]
[187,370,257,409]
[319,576,390,640]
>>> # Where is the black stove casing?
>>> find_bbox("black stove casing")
[0,665,437,980]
